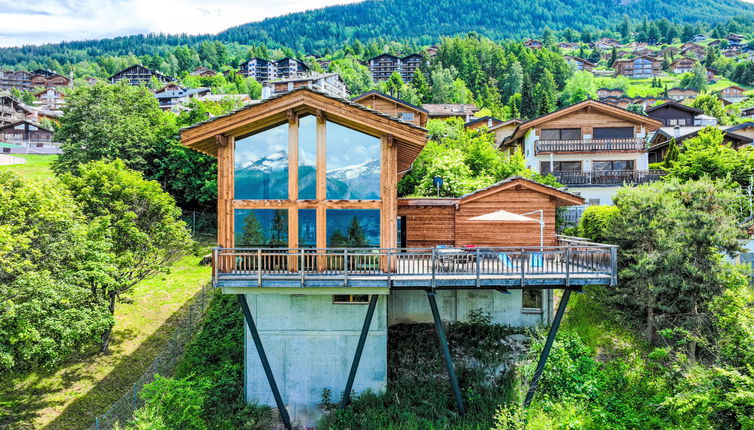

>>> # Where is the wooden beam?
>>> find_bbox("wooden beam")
[316,115,326,200]
[233,200,382,210]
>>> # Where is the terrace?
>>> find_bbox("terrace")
[212,236,617,290]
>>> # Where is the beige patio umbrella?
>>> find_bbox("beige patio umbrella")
[468,209,544,248]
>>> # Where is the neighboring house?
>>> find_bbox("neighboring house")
[720,85,747,103]
[612,56,663,78]
[646,101,704,126]
[0,120,54,146]
[689,34,707,43]
[194,93,252,104]
[275,57,309,79]
[707,68,719,83]
[367,53,422,82]
[558,42,578,49]
[723,49,741,58]
[84,76,98,85]
[524,39,543,49]
[0,95,32,126]
[0,70,32,90]
[422,103,479,120]
[648,125,753,163]
[680,43,705,57]
[669,57,697,74]
[464,116,504,131]
[190,66,216,77]
[33,88,65,110]
[667,87,699,101]
[594,38,622,49]
[741,106,754,118]
[501,99,663,205]
[154,83,184,93]
[596,88,625,99]
[29,69,71,88]
[724,122,754,141]
[563,56,595,72]
[266,73,349,99]
[179,87,617,425]
[351,90,429,127]
[727,33,745,44]
[489,119,523,146]
[154,87,212,110]
[600,96,668,109]
[109,64,174,85]
[238,57,277,82]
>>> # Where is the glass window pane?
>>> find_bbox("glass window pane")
[560,161,582,171]
[540,129,559,140]
[561,128,582,140]
[234,123,288,200]
[298,209,316,247]
[235,209,289,247]
[326,209,380,247]
[522,290,542,309]
[298,115,317,199]
[326,121,381,199]
[592,161,612,171]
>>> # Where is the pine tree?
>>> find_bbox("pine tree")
[270,209,287,245]
[241,211,266,246]
[663,138,679,168]
[346,216,369,247]
[411,68,429,103]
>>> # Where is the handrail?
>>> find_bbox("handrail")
[536,137,646,153]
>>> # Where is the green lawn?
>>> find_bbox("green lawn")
[0,154,57,179]
[0,253,212,430]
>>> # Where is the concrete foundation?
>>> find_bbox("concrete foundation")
[243,294,388,428]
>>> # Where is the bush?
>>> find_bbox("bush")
[577,205,618,243]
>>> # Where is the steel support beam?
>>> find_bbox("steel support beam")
[340,294,379,409]
[427,290,466,415]
[237,295,292,430]
[523,289,572,408]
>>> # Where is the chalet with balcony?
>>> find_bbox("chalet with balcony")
[275,58,309,79]
[680,43,705,57]
[670,57,697,74]
[0,95,32,126]
[239,58,276,82]
[564,56,595,73]
[109,64,174,86]
[179,87,617,425]
[266,73,349,99]
[502,99,663,205]
[0,70,32,90]
[524,39,543,49]
[367,54,423,83]
[612,56,663,78]
[154,87,211,111]
[597,88,625,99]
[648,125,753,163]
[720,85,747,103]
[0,120,53,147]
[351,90,428,127]
[667,87,699,101]
[29,70,70,89]
[599,96,668,110]
[422,103,479,120]
[190,66,217,77]
[33,88,65,111]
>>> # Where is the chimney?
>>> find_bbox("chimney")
[487,118,492,127]
[673,125,681,138]
[261,85,271,100]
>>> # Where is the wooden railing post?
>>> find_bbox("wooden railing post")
[520,248,526,287]
[300,248,305,287]
[475,248,481,288]
[343,249,349,287]
[565,246,571,286]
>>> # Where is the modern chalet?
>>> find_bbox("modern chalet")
[180,88,617,427]
[239,58,309,82]
[367,54,422,82]
[612,56,663,78]
[109,64,174,85]
[501,99,663,205]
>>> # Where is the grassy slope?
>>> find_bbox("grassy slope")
[0,248,211,429]
[0,154,57,179]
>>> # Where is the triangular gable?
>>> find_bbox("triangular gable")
[180,87,427,172]
[459,176,584,207]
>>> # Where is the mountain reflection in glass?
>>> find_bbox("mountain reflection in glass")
[234,123,288,199]
[326,209,380,247]
[298,115,317,199]
[235,209,288,247]
[326,121,380,199]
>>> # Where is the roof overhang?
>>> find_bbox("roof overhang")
[180,88,427,172]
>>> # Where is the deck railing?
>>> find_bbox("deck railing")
[536,138,645,153]
[551,170,665,186]
[212,240,618,288]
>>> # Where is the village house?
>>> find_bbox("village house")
[612,56,663,78]
[351,90,428,127]
[667,87,699,101]
[594,38,622,50]
[563,56,595,72]
[596,88,626,99]
[464,116,504,131]
[707,68,719,83]
[179,87,617,426]
[109,64,174,86]
[194,93,253,105]
[720,85,747,103]
[154,87,212,111]
[0,95,32,126]
[276,58,310,79]
[680,43,705,57]
[501,99,663,205]
[29,69,71,89]
[645,101,706,126]
[422,103,479,120]
[0,70,32,90]
[190,66,217,77]
[367,54,423,83]
[0,120,54,147]
[265,73,349,99]
[239,58,277,82]
[600,96,668,110]
[723,49,741,58]
[33,88,65,111]
[648,125,752,164]
[688,34,707,43]
[523,39,543,49]
[557,42,578,50]
[669,57,698,74]
[489,119,523,146]
[726,33,745,44]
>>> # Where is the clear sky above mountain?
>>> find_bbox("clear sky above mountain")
[0,0,363,47]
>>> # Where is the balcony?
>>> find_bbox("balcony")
[212,237,617,290]
[551,170,665,186]
[536,138,646,153]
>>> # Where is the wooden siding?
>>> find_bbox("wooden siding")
[535,109,641,138]
[354,93,427,127]
[398,204,456,248]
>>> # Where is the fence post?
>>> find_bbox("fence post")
[132,383,137,410]
[188,305,193,333]
[95,417,100,430]
[610,246,618,286]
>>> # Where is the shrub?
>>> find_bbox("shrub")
[577,205,618,243]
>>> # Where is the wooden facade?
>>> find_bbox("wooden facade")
[109,64,174,85]
[646,102,703,126]
[351,91,428,127]
[181,88,427,255]
[398,177,584,248]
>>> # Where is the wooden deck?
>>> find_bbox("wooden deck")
[213,241,617,291]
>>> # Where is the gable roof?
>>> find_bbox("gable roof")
[650,126,753,150]
[351,90,427,113]
[422,103,479,117]
[563,55,596,66]
[0,120,53,133]
[459,176,584,206]
[109,64,174,81]
[507,99,662,142]
[646,101,703,115]
[180,87,427,172]
[464,116,503,128]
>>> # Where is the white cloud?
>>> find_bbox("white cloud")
[0,0,363,47]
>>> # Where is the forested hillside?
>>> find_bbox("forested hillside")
[1,0,754,63]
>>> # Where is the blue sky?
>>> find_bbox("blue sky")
[0,0,363,47]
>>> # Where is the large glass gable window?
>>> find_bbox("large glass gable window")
[298,115,317,200]
[234,123,288,200]
[326,121,381,200]
[326,209,380,247]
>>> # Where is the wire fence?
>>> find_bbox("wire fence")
[182,210,217,245]
[88,283,214,430]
